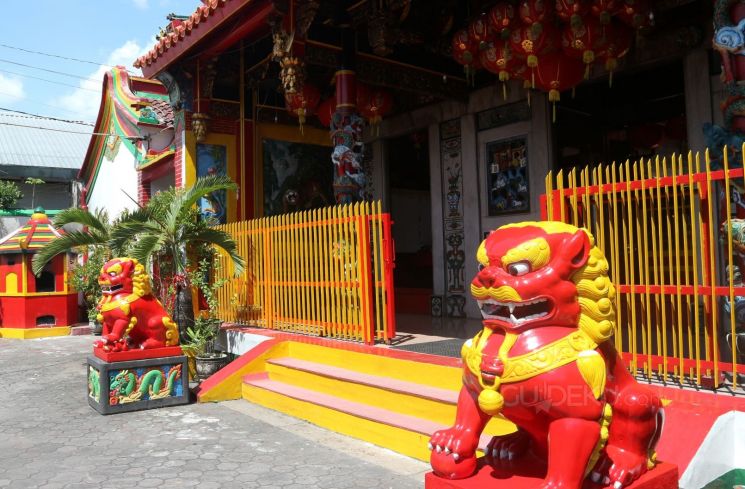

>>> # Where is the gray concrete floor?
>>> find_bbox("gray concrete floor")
[0,336,428,489]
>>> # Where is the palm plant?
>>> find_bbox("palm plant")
[31,208,118,276]
[31,208,122,322]
[111,175,245,339]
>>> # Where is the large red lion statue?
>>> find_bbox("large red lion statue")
[94,257,179,352]
[429,222,663,489]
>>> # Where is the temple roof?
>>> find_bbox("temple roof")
[134,0,233,70]
[0,209,64,254]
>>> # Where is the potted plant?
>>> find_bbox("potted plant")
[184,257,229,381]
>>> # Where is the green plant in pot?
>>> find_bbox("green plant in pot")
[185,257,229,381]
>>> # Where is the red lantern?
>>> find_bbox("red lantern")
[468,16,492,51]
[510,23,560,87]
[533,52,584,121]
[617,0,651,29]
[518,0,553,27]
[480,40,517,99]
[359,89,393,126]
[452,28,481,81]
[556,0,590,30]
[598,21,632,86]
[591,0,621,25]
[316,97,336,127]
[562,16,606,78]
[285,84,320,129]
[489,2,516,40]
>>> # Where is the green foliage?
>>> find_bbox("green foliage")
[0,180,23,210]
[69,251,106,321]
[184,257,228,356]
[112,175,244,276]
[32,208,117,276]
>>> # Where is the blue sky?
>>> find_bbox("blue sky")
[0,0,190,124]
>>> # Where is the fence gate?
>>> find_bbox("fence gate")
[542,149,745,392]
[214,201,396,345]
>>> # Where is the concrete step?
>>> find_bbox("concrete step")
[265,357,459,426]
[243,372,493,462]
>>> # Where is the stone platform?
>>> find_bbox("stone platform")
[425,457,678,489]
[87,354,189,415]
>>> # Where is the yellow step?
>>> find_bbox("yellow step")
[265,357,459,426]
[242,373,494,462]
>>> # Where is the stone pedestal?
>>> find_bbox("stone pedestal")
[87,354,189,415]
[424,458,678,489]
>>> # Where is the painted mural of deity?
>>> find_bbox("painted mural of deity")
[196,143,227,224]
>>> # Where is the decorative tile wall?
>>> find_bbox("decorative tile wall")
[440,118,466,317]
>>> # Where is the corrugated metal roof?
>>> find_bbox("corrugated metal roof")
[0,113,90,170]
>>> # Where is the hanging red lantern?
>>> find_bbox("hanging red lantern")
[316,96,336,128]
[518,0,553,28]
[534,52,584,121]
[285,83,320,130]
[562,16,606,79]
[359,88,393,126]
[617,0,651,29]
[488,2,516,40]
[452,28,481,82]
[597,20,632,86]
[591,0,621,25]
[468,16,492,51]
[510,23,560,88]
[480,40,517,100]
[556,0,590,30]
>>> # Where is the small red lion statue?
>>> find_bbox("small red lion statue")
[93,257,179,352]
[429,222,663,489]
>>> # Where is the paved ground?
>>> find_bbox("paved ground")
[0,336,428,489]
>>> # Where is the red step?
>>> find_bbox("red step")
[267,357,458,404]
[244,374,491,449]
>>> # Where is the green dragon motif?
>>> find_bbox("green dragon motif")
[88,367,100,403]
[109,364,182,404]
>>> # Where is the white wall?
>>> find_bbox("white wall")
[87,146,138,218]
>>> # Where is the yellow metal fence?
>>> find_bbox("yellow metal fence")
[543,149,745,391]
[214,201,396,344]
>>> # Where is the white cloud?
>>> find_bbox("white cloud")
[55,40,149,123]
[132,0,149,9]
[0,73,25,105]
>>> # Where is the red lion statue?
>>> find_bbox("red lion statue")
[94,257,179,352]
[429,222,663,489]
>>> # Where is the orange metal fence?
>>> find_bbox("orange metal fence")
[214,201,396,345]
[542,149,745,391]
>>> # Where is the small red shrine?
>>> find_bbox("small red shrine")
[0,208,78,338]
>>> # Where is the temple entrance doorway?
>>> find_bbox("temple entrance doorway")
[555,60,688,172]
[387,129,433,315]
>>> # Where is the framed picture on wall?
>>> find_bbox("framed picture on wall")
[485,136,530,216]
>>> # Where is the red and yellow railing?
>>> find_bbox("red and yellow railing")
[214,201,396,345]
[542,149,745,391]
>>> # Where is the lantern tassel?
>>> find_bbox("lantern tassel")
[553,102,556,123]
[502,82,507,101]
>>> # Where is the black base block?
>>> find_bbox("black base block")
[87,354,190,415]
